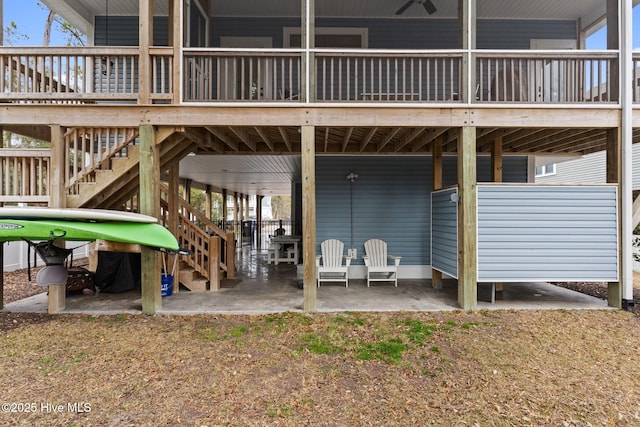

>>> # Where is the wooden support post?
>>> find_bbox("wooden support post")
[431,134,443,289]
[226,231,236,279]
[256,195,264,250]
[222,189,228,229]
[139,124,162,314]
[138,0,153,104]
[457,127,477,311]
[205,185,212,220]
[491,137,504,294]
[606,127,622,308]
[168,162,180,293]
[301,125,317,313]
[208,235,220,291]
[48,124,66,314]
[170,0,182,105]
[183,179,192,203]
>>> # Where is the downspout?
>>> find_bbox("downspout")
[621,0,634,310]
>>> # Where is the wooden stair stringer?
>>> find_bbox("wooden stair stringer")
[67,147,141,208]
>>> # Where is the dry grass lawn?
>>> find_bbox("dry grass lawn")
[1,309,640,426]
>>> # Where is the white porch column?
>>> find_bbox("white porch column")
[620,0,634,309]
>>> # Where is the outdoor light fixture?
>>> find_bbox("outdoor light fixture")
[346,172,359,182]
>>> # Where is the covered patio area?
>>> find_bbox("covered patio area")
[2,247,609,315]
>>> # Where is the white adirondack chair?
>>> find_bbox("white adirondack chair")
[316,239,352,287]
[363,239,402,287]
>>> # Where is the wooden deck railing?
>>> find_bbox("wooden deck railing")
[0,149,50,204]
[0,46,625,105]
[315,51,463,102]
[183,49,302,102]
[475,51,618,103]
[64,127,139,195]
[0,47,173,103]
[632,53,640,103]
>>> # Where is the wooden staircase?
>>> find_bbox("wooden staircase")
[0,125,235,291]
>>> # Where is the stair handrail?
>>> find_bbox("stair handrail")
[160,183,235,283]
[64,127,139,190]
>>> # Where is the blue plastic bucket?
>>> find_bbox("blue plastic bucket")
[161,274,173,297]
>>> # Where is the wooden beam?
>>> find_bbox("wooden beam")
[229,127,257,152]
[457,126,477,311]
[393,128,425,152]
[0,105,621,129]
[156,126,184,144]
[278,127,292,152]
[205,126,239,151]
[341,127,353,152]
[412,128,448,152]
[606,127,622,308]
[377,128,401,152]
[359,127,378,152]
[139,124,162,314]
[301,125,317,313]
[255,127,275,151]
[48,124,66,314]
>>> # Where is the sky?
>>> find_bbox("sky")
[4,1,68,46]
[3,0,640,49]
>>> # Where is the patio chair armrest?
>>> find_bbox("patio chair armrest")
[316,255,321,266]
[362,255,370,266]
[389,255,402,266]
[344,255,353,267]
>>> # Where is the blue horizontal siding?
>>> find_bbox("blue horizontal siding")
[316,156,432,266]
[431,188,458,278]
[477,185,619,282]
[316,157,528,270]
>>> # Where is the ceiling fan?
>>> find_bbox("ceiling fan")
[395,0,437,15]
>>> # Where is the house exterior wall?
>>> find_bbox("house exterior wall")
[476,185,619,282]
[208,17,574,49]
[536,144,640,190]
[314,155,527,278]
[95,16,575,50]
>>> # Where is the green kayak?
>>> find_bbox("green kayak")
[0,219,179,251]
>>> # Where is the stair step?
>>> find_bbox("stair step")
[183,278,208,292]
[179,267,209,292]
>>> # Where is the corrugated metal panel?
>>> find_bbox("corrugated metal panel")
[316,156,432,266]
[477,185,619,282]
[431,188,458,278]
